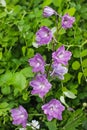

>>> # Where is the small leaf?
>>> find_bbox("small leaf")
[21,67,34,78]
[78,72,83,84]
[81,49,87,57]
[60,96,68,107]
[72,61,80,70]
[63,91,76,99]
[82,59,87,68]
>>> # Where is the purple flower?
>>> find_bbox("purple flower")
[36,26,53,45]
[28,53,45,73]
[10,105,28,128]
[30,74,52,98]
[52,46,72,65]
[43,6,57,17]
[62,14,75,29]
[42,99,65,121]
[51,64,68,80]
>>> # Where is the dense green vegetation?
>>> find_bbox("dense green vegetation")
[0,0,87,129]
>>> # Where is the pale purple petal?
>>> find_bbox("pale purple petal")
[10,105,28,128]
[62,14,75,29]
[42,99,65,121]
[30,75,52,98]
[28,53,45,73]
[52,45,72,65]
[36,26,53,45]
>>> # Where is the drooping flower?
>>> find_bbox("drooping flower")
[27,120,40,130]
[51,64,68,80]
[30,74,52,98]
[52,45,72,65]
[28,53,45,73]
[62,14,75,29]
[42,99,65,121]
[10,105,28,128]
[43,6,57,17]
[36,26,53,45]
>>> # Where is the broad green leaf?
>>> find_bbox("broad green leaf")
[64,7,76,16]
[63,91,76,99]
[81,49,87,57]
[43,0,52,6]
[21,67,34,78]
[78,72,83,84]
[82,59,87,68]
[1,85,10,95]
[73,48,80,58]
[12,72,27,91]
[0,102,9,109]
[72,61,80,70]
[52,0,63,7]
[63,73,72,83]
[46,120,57,130]
[0,71,13,86]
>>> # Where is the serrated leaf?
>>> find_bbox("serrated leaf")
[63,91,76,99]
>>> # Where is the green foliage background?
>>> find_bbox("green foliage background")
[0,0,87,130]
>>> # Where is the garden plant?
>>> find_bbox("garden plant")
[0,0,87,130]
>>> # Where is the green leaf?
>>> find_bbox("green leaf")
[82,59,87,68]
[1,85,10,95]
[63,90,76,99]
[43,0,52,6]
[81,49,87,57]
[52,0,63,7]
[0,102,9,109]
[46,120,57,130]
[0,71,13,86]
[63,109,86,130]
[20,67,34,78]
[72,61,80,70]
[27,48,34,58]
[60,96,68,107]
[78,72,83,84]
[12,72,27,91]
[64,7,76,16]
[83,68,87,76]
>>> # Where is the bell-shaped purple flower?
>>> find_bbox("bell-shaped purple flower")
[42,99,65,121]
[52,45,72,65]
[62,14,75,29]
[30,74,52,98]
[43,6,57,17]
[28,53,45,73]
[36,26,53,45]
[51,64,68,80]
[10,105,28,128]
